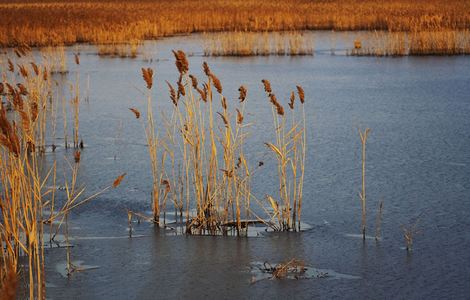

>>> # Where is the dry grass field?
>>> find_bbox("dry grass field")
[0,0,469,48]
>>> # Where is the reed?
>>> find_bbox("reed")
[375,199,384,241]
[262,81,307,231]
[358,128,370,240]
[401,214,423,251]
[71,54,81,148]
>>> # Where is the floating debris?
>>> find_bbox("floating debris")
[250,260,360,283]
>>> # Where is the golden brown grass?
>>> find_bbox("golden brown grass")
[0,0,469,50]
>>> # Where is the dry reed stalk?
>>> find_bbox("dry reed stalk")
[358,128,371,240]
[135,67,165,224]
[375,199,384,241]
[71,58,81,148]
[62,94,68,149]
[401,213,423,251]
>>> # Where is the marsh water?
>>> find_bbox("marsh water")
[18,32,470,298]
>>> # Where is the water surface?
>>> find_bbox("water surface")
[24,32,470,299]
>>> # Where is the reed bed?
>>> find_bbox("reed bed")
[0,46,123,298]
[349,30,470,56]
[97,42,140,59]
[1,0,469,53]
[130,50,307,235]
[0,49,55,298]
[204,31,314,56]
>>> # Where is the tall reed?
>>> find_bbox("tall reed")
[262,81,307,231]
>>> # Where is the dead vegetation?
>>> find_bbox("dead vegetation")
[401,213,424,251]
[1,0,469,56]
[263,259,307,280]
[349,30,470,56]
[204,31,314,56]
[129,50,307,235]
[0,45,125,298]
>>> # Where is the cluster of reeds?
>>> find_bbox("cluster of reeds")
[131,51,306,235]
[1,0,469,55]
[42,46,68,74]
[204,31,314,56]
[134,52,251,235]
[1,46,122,298]
[349,29,470,56]
[0,48,55,298]
[1,45,53,153]
[97,41,140,59]
[261,81,306,231]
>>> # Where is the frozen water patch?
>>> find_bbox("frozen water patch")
[73,235,147,240]
[344,233,380,240]
[56,260,99,278]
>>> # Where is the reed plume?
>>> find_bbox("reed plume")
[238,85,247,102]
[142,68,154,89]
[129,108,141,119]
